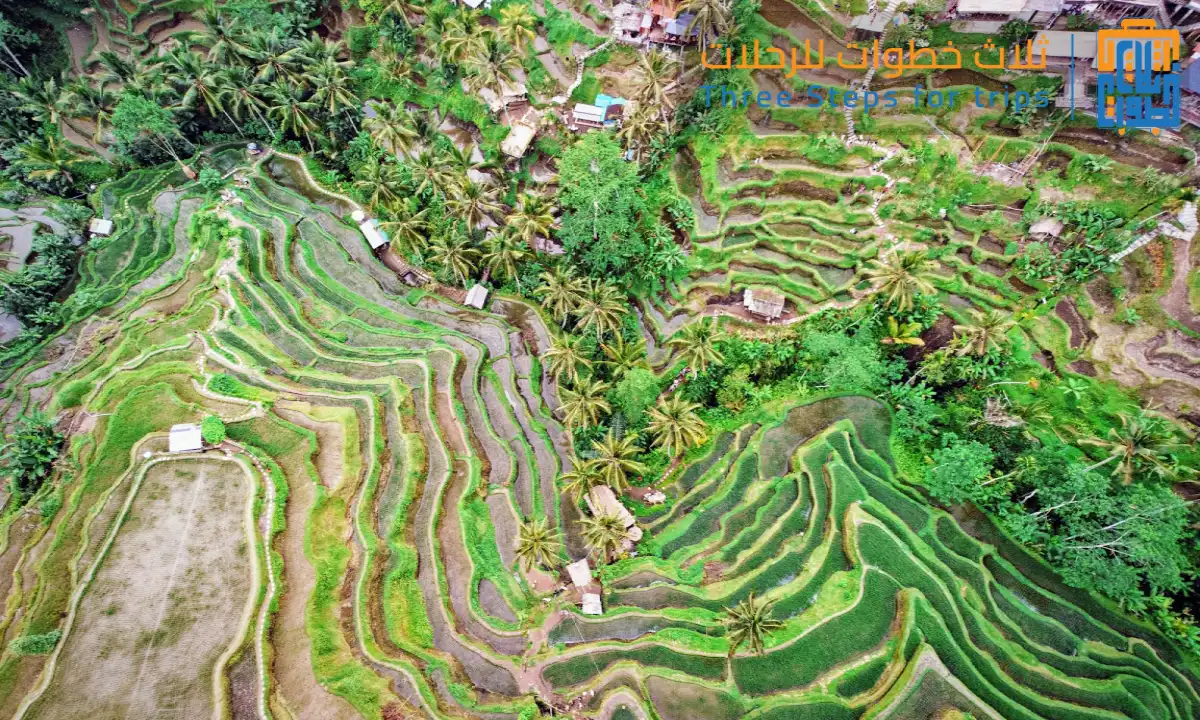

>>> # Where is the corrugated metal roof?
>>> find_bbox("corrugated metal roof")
[567,559,592,588]
[169,423,203,452]
[958,0,1026,12]
[1032,30,1098,59]
[573,103,607,123]
[360,219,389,249]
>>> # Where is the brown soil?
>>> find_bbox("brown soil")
[28,460,254,720]
[1054,298,1094,350]
[228,653,259,720]
[977,235,1004,254]
[1069,360,1097,377]
[1160,237,1199,334]
[275,403,348,489]
[732,178,838,205]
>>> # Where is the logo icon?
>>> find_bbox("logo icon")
[1095,19,1182,135]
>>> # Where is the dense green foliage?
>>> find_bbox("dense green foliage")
[0,411,63,498]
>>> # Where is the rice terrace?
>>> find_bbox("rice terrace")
[1,0,1200,718]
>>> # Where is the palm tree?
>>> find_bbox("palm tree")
[590,431,646,494]
[193,1,246,64]
[880,316,925,346]
[380,198,429,256]
[448,180,503,234]
[669,318,724,375]
[682,0,732,54]
[866,250,936,313]
[13,134,89,186]
[574,278,626,340]
[723,591,783,661]
[560,459,605,499]
[267,83,319,150]
[366,102,418,160]
[439,11,488,65]
[953,308,1016,357]
[1081,413,1178,485]
[297,33,351,68]
[354,157,405,210]
[310,58,361,130]
[578,511,627,564]
[559,376,611,428]
[217,66,276,138]
[545,334,593,386]
[95,50,139,88]
[498,4,537,53]
[163,48,239,129]
[427,234,480,287]
[61,81,117,144]
[245,28,304,86]
[411,149,461,198]
[370,37,413,84]
[462,34,522,99]
[601,335,649,381]
[646,396,706,460]
[633,50,679,117]
[482,230,531,289]
[617,106,661,160]
[536,267,585,328]
[506,193,556,253]
[12,75,66,126]
[515,517,562,571]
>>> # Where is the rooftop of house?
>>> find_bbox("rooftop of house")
[359,217,389,250]
[588,486,637,530]
[744,287,786,319]
[957,0,1027,12]
[572,103,608,125]
[168,423,203,452]
[501,123,537,159]
[465,284,490,309]
[89,218,113,236]
[1029,217,1065,237]
[1032,30,1098,59]
[581,593,603,615]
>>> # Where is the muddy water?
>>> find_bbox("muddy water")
[758,0,846,54]
[265,155,356,217]
[1053,129,1189,172]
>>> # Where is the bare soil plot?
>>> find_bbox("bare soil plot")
[27,459,256,720]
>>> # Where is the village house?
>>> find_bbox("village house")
[1030,29,1098,72]
[950,0,1064,27]
[743,287,785,321]
[501,121,537,159]
[465,284,489,309]
[611,0,699,47]
[586,485,643,544]
[851,11,909,40]
[569,93,630,132]
[88,217,113,237]
[351,210,389,252]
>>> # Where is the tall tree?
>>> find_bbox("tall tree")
[112,93,192,165]
[953,308,1016,357]
[1081,413,1178,485]
[544,333,593,386]
[669,317,724,375]
[268,83,319,151]
[574,278,626,340]
[380,198,429,256]
[578,511,627,564]
[560,459,605,499]
[647,395,707,460]
[633,50,679,118]
[722,591,783,661]
[506,193,556,253]
[535,267,585,328]
[366,102,418,160]
[482,230,531,289]
[498,3,537,53]
[682,0,732,54]
[590,431,646,494]
[601,335,649,381]
[866,250,936,313]
[12,134,89,187]
[448,180,503,234]
[354,157,405,211]
[515,517,562,571]
[559,376,611,428]
[427,233,480,287]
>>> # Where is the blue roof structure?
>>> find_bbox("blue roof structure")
[1183,61,1200,95]
[594,93,628,109]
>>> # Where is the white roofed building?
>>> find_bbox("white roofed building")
[744,288,785,320]
[954,0,1062,25]
[501,122,537,159]
[465,284,489,309]
[567,558,593,588]
[169,423,204,453]
[570,103,608,130]
[89,218,113,236]
[352,210,390,251]
[581,593,603,615]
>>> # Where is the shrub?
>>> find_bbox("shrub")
[201,415,227,445]
[9,630,61,655]
[1,411,63,498]
[198,168,224,192]
[39,491,62,522]
[56,379,93,410]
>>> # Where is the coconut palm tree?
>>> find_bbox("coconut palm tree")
[439,11,488,66]
[1080,413,1178,485]
[953,308,1016,357]
[370,37,413,84]
[12,74,66,126]
[448,180,503,234]
[506,193,556,253]
[498,3,537,53]
[354,157,405,211]
[245,28,304,86]
[574,278,626,340]
[668,317,724,375]
[269,86,321,151]
[217,66,276,138]
[462,34,522,98]
[411,149,461,198]
[163,48,239,129]
[536,267,585,328]
[95,50,139,88]
[633,50,679,117]
[722,591,783,661]
[380,198,429,256]
[427,233,479,287]
[646,396,706,460]
[560,459,605,499]
[559,376,611,428]
[600,335,649,381]
[865,250,936,313]
[62,81,117,144]
[193,1,246,64]
[366,102,418,160]
[12,134,89,186]
[545,333,593,386]
[310,58,361,130]
[482,230,531,289]
[515,517,562,571]
[617,106,661,161]
[682,0,732,52]
[590,431,645,494]
[297,33,351,69]
[578,511,627,564]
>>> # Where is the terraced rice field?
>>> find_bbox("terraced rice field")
[0,145,1196,719]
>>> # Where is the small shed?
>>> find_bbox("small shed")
[581,593,603,615]
[566,558,593,588]
[353,211,389,251]
[168,423,203,453]
[501,123,537,159]
[851,12,908,36]
[571,103,608,130]
[89,218,113,236]
[247,142,262,155]
[465,284,489,309]
[1029,217,1064,239]
[743,288,785,320]
[1030,31,1098,63]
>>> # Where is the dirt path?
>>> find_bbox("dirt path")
[1161,235,1199,334]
